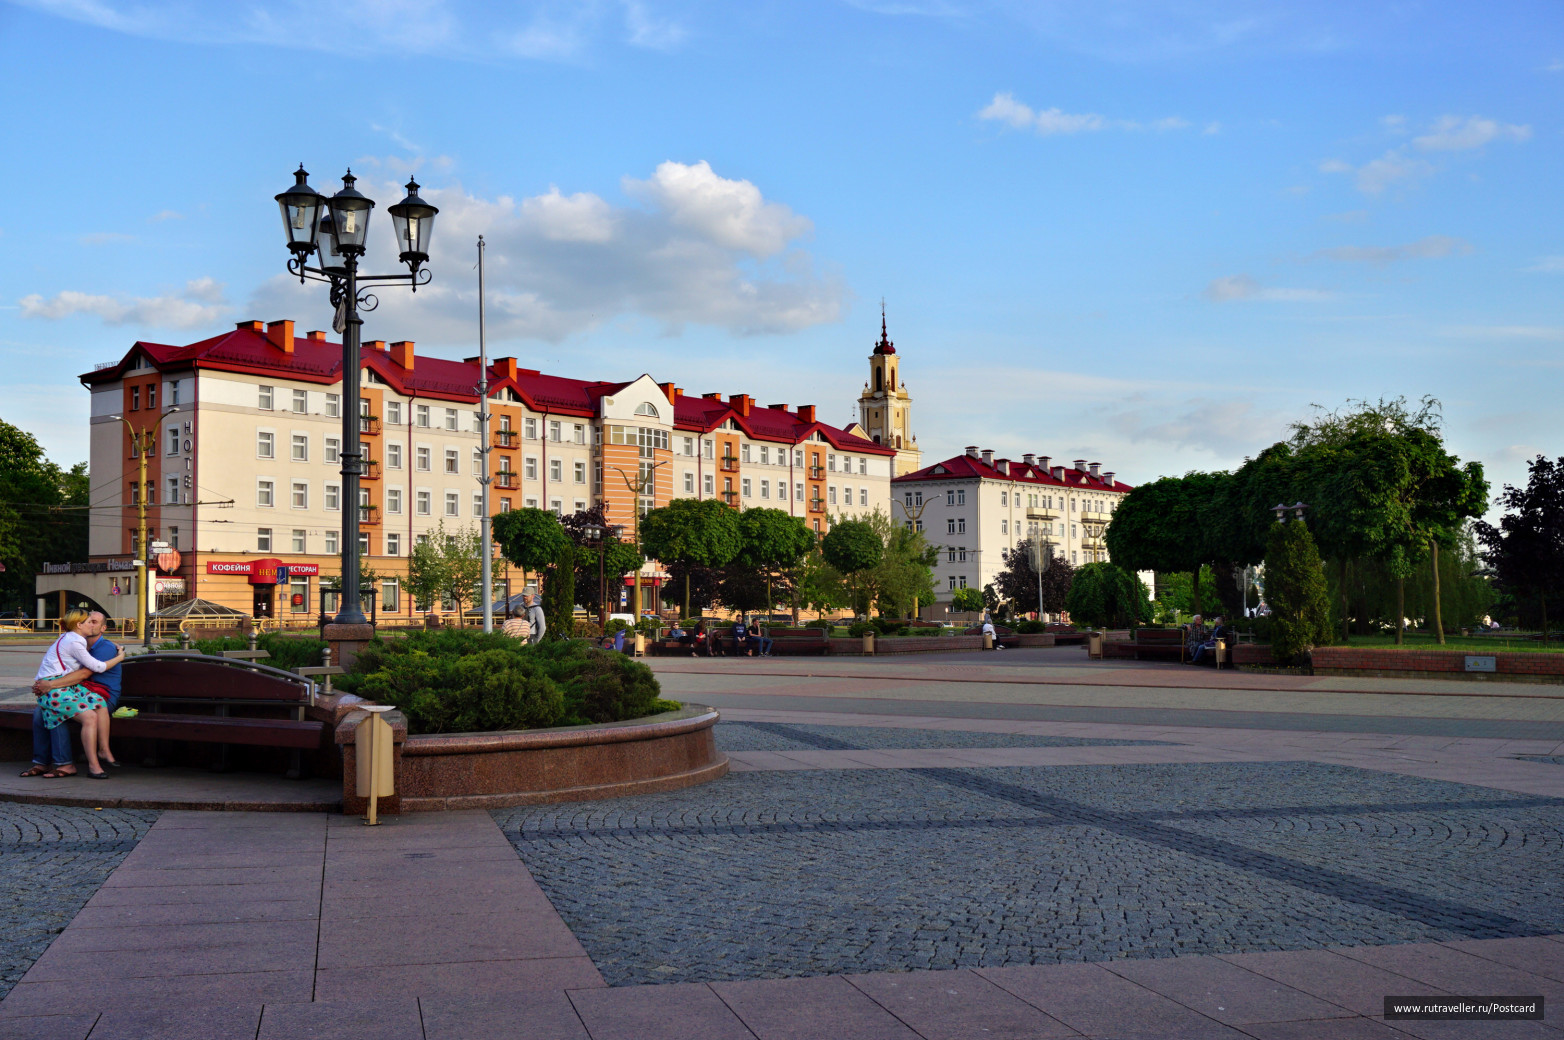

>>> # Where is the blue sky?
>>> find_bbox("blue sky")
[2,0,1559,513]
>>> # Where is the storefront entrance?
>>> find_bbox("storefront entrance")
[253,585,275,619]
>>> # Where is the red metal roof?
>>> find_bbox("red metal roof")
[894,452,1132,492]
[82,323,894,453]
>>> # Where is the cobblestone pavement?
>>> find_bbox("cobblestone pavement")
[714,720,1174,752]
[0,803,157,998]
[495,760,1564,988]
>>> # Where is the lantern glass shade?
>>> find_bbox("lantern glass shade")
[315,213,348,275]
[274,165,322,254]
[388,178,438,265]
[326,170,374,254]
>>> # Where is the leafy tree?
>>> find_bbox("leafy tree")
[1105,471,1229,618]
[855,510,937,618]
[1264,518,1332,663]
[559,506,643,618]
[736,508,816,615]
[493,508,570,574]
[820,518,883,613]
[441,524,484,620]
[995,539,1074,616]
[1154,570,1221,621]
[1064,563,1150,629]
[1477,455,1564,643]
[0,419,88,614]
[639,498,743,618]
[541,543,576,639]
[405,535,448,613]
[795,549,848,620]
[950,586,984,613]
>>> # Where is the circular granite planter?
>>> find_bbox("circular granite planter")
[391,704,728,812]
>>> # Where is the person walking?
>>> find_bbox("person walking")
[525,590,546,644]
[24,610,124,779]
[29,608,122,779]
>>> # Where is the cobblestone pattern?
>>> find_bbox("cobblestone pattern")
[495,763,1564,987]
[0,804,158,999]
[714,721,1172,752]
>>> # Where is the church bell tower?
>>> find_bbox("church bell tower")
[856,306,921,476]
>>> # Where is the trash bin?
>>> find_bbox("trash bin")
[982,632,994,650]
[862,631,875,655]
[1087,631,1104,659]
[1215,638,1228,670]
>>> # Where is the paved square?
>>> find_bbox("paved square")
[497,735,1564,987]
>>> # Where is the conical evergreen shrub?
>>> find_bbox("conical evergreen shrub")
[1264,519,1333,664]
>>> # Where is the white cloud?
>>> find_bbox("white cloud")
[1353,150,1434,194]
[19,278,228,329]
[1202,121,1222,135]
[1317,159,1353,174]
[249,162,843,344]
[1106,397,1283,454]
[1413,114,1531,152]
[78,232,136,245]
[1525,256,1564,273]
[148,210,182,223]
[978,92,1193,137]
[623,0,685,49]
[1313,235,1472,265]
[1203,274,1334,303]
[1442,325,1564,341]
[1381,114,1407,134]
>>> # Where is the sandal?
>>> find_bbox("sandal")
[87,771,110,780]
[40,769,77,779]
[18,765,48,778]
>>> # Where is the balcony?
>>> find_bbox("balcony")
[493,429,518,448]
[808,466,824,480]
[1025,509,1057,522]
[721,490,739,505]
[809,498,826,514]
[494,472,519,489]
[360,459,381,480]
[358,504,380,526]
[720,456,740,472]
[358,415,382,436]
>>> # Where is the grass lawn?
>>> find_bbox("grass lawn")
[1341,633,1564,654]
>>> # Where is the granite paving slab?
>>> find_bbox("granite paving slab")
[845,968,1079,1039]
[420,991,590,1040]
[710,975,921,1040]
[257,998,425,1040]
[570,982,757,1040]
[87,1003,264,1040]
[976,962,1236,1036]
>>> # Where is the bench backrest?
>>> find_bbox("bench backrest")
[122,653,314,704]
[1134,629,1185,645]
[771,629,827,641]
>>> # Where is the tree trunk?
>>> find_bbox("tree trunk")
[1430,540,1444,645]
[1192,563,1203,619]
[1395,577,1405,645]
[683,572,691,621]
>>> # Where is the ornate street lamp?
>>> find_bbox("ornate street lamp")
[275,166,437,626]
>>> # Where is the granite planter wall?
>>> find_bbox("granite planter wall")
[1310,646,1564,685]
[336,704,727,814]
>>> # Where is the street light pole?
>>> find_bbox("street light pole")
[108,409,181,646]
[275,165,437,629]
[476,235,493,634]
[610,463,667,621]
[892,492,931,619]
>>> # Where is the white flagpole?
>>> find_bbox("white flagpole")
[478,235,494,634]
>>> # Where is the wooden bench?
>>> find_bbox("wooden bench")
[768,628,828,656]
[1131,628,1187,662]
[0,652,332,778]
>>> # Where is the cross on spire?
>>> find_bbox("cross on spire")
[874,300,895,355]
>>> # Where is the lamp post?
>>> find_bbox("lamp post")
[107,408,182,646]
[1028,536,1056,622]
[610,462,668,622]
[582,523,624,628]
[274,165,437,627]
[893,491,931,618]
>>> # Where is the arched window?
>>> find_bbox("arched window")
[873,434,881,444]
[634,402,659,418]
[874,369,883,391]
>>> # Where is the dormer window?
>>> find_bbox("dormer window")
[634,402,659,418]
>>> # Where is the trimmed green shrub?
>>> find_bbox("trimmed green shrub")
[165,632,328,672]
[1264,520,1333,665]
[1014,619,1046,634]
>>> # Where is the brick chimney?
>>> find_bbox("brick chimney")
[730,394,752,417]
[965,445,980,457]
[306,329,329,341]
[981,449,994,466]
[798,405,816,423]
[497,357,518,381]
[1089,462,1101,478]
[265,319,294,354]
[768,403,789,412]
[996,459,1010,475]
[1052,466,1066,481]
[1038,455,1051,471]
[1104,471,1116,486]
[390,340,414,370]
[1074,459,1089,472]
[659,382,680,403]
[702,392,723,401]
[236,319,263,332]
[365,340,386,354]
[1022,453,1035,466]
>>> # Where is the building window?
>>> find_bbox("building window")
[741,444,751,463]
[129,482,140,505]
[444,449,459,474]
[444,408,458,431]
[684,471,695,494]
[416,446,431,471]
[322,394,338,417]
[258,385,273,410]
[325,437,340,464]
[381,579,399,612]
[760,479,770,499]
[359,532,369,556]
[959,576,968,588]
[525,497,538,508]
[549,459,562,482]
[1001,519,1008,534]
[573,424,586,444]
[257,527,272,551]
[1073,551,1079,563]
[946,490,955,506]
[291,434,308,462]
[499,497,512,512]
[386,443,401,469]
[828,453,836,471]
[130,386,140,410]
[550,499,562,515]
[828,486,837,505]
[472,448,482,476]
[704,440,715,460]
[166,477,180,504]
[325,530,338,554]
[291,481,308,509]
[795,482,803,501]
[742,478,752,498]
[703,474,714,495]
[859,488,867,507]
[257,431,275,459]
[573,460,586,484]
[386,488,402,514]
[257,480,274,507]
[292,529,306,553]
[947,518,956,535]
[957,489,966,505]
[147,385,156,409]
[948,548,957,562]
[386,401,402,425]
[682,436,694,456]
[473,493,483,518]
[548,420,561,442]
[524,456,538,480]
[958,518,966,534]
[291,389,307,413]
[414,404,430,427]
[524,417,537,439]
[444,491,458,517]
[385,532,401,557]
[416,490,431,515]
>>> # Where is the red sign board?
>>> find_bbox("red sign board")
[205,559,322,585]
[155,550,182,573]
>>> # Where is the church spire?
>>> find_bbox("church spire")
[874,299,895,355]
